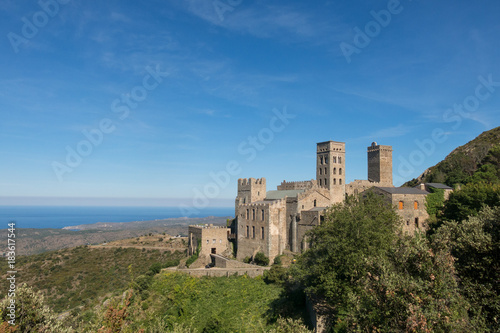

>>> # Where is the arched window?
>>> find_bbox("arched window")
[314,199,317,207]
[246,209,249,219]
[262,209,265,220]
[414,201,418,210]
[333,167,337,175]
[324,167,327,175]
[339,168,342,175]
[398,201,404,210]
[339,157,342,163]
[252,209,255,220]
[319,168,323,175]
[333,179,336,185]
[243,197,246,204]
[333,156,337,163]
[246,226,249,237]
[320,156,323,165]
[319,179,322,186]
[339,179,342,185]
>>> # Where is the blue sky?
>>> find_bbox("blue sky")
[1,0,499,208]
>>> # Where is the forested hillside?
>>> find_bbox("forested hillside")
[405,126,500,187]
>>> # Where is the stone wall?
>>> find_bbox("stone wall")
[368,188,429,235]
[188,225,231,259]
[236,199,286,260]
[367,143,393,186]
[277,180,316,190]
[391,193,429,234]
[165,266,270,278]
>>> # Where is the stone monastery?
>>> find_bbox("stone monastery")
[189,140,452,263]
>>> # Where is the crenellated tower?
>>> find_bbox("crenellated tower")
[235,178,266,215]
[316,141,346,203]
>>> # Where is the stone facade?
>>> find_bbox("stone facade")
[188,225,231,261]
[277,180,316,190]
[367,142,393,186]
[192,139,440,263]
[233,140,398,260]
[316,141,346,203]
[367,187,430,234]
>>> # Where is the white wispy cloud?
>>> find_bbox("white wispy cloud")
[177,1,348,44]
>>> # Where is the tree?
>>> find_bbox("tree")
[442,183,500,222]
[254,252,270,266]
[425,187,445,217]
[293,194,471,331]
[0,284,67,333]
[433,206,500,331]
[294,193,401,305]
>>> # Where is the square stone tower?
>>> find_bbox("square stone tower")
[316,141,345,203]
[367,142,393,186]
[235,178,266,216]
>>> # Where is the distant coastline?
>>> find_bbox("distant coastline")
[0,205,234,229]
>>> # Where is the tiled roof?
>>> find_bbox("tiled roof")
[425,183,453,190]
[376,187,429,195]
[266,190,305,200]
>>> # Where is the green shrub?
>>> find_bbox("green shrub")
[148,262,162,275]
[273,255,282,266]
[243,256,251,264]
[264,265,287,285]
[186,243,201,268]
[254,252,270,266]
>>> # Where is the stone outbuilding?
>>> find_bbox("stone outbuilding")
[366,186,430,234]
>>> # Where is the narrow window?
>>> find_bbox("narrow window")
[339,168,342,175]
[246,226,249,238]
[324,167,327,175]
[206,239,209,244]
[314,199,317,207]
[415,218,419,228]
[339,157,342,163]
[319,168,322,175]
[339,179,342,185]
[333,178,336,185]
[252,226,255,238]
[261,227,264,239]
[333,156,337,163]
[325,157,328,164]
[246,209,249,219]
[399,201,404,210]
[334,167,336,175]
[252,209,255,220]
[243,197,246,204]
[319,179,322,186]
[213,239,216,244]
[414,201,418,210]
[320,156,323,165]
[261,209,265,220]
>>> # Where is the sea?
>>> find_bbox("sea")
[0,206,234,229]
